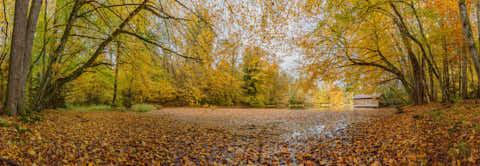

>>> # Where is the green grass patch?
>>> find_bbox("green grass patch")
[59,104,156,112]
[131,104,157,112]
[62,104,114,111]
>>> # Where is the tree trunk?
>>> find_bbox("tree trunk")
[37,2,146,110]
[442,56,450,102]
[32,0,82,111]
[398,27,427,105]
[411,56,427,105]
[477,0,480,51]
[442,37,451,102]
[4,0,43,115]
[18,0,43,113]
[112,43,120,106]
[389,2,427,105]
[459,0,480,97]
[5,0,29,116]
[470,62,477,97]
[430,69,436,102]
[462,53,468,99]
[476,0,480,97]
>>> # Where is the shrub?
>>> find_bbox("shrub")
[381,88,409,106]
[289,104,305,109]
[131,104,157,112]
[248,97,265,108]
[451,96,464,104]
[242,96,265,108]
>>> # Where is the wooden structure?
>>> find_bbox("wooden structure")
[353,94,383,108]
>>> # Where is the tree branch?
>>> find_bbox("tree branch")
[56,0,147,86]
[70,34,107,40]
[173,0,217,36]
[145,4,190,21]
[119,30,200,60]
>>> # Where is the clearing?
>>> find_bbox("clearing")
[1,106,479,165]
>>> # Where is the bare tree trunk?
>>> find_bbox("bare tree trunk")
[459,0,480,97]
[5,0,29,116]
[476,0,480,98]
[112,42,120,106]
[442,37,450,102]
[457,56,461,97]
[18,0,43,114]
[411,55,427,105]
[462,53,468,99]
[477,0,480,51]
[430,69,436,102]
[470,62,476,97]
[5,0,43,115]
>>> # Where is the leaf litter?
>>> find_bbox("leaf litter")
[0,105,478,165]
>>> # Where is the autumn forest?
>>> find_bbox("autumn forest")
[0,0,480,165]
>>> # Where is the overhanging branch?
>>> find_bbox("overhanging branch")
[119,30,201,61]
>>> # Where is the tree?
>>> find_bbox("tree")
[5,0,42,115]
[300,0,478,105]
[458,0,480,97]
[30,0,200,110]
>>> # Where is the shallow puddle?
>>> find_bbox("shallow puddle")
[151,107,393,140]
[149,108,394,164]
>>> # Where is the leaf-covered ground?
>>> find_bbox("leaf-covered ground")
[0,105,479,165]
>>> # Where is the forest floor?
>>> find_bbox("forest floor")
[0,105,479,165]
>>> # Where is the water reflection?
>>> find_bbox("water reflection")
[284,107,385,143]
[285,120,348,142]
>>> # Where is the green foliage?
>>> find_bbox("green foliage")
[65,68,113,105]
[12,124,32,135]
[289,104,305,109]
[240,46,287,107]
[381,87,409,106]
[0,119,8,127]
[288,83,307,108]
[245,96,265,108]
[131,104,157,112]
[289,92,303,105]
[18,114,43,124]
[450,96,464,104]
[1,0,300,111]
